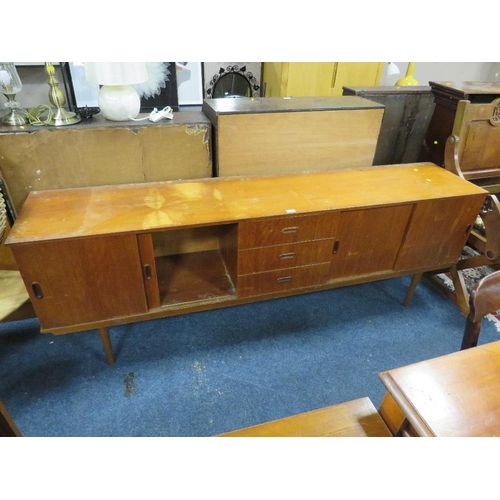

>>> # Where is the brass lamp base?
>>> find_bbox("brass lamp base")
[51,107,81,126]
[2,94,27,126]
[2,107,26,126]
[45,62,81,127]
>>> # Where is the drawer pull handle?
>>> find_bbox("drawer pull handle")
[332,239,340,254]
[279,252,295,260]
[281,226,298,234]
[277,276,292,284]
[143,264,152,281]
[31,282,44,299]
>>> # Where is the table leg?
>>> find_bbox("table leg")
[403,273,423,306]
[98,327,115,365]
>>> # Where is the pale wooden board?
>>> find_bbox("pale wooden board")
[216,109,383,176]
[0,270,29,321]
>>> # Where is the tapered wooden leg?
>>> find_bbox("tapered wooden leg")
[449,266,470,316]
[98,327,115,365]
[403,273,423,306]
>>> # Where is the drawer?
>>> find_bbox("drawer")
[238,213,340,249]
[238,239,336,275]
[237,262,330,298]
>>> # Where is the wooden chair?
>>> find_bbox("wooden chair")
[461,269,500,350]
[405,98,500,315]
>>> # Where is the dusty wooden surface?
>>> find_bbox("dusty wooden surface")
[6,163,486,244]
[0,111,212,213]
[379,340,500,436]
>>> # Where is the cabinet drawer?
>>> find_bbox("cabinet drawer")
[237,262,329,298]
[238,213,340,249]
[238,239,336,275]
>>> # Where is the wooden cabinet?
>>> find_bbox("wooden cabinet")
[6,164,486,345]
[421,82,500,166]
[262,63,384,97]
[0,111,212,213]
[342,86,435,165]
[11,235,148,329]
[203,96,384,177]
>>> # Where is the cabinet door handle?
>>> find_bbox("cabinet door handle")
[281,226,298,234]
[279,252,295,260]
[332,239,340,254]
[143,264,152,281]
[31,282,44,299]
[277,276,292,284]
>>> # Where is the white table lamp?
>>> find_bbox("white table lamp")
[84,62,148,121]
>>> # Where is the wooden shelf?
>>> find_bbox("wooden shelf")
[155,250,236,306]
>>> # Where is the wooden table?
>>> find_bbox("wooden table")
[378,340,500,437]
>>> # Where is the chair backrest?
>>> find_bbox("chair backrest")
[445,98,500,181]
[461,269,500,350]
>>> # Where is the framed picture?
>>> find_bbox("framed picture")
[60,62,99,112]
[176,62,204,105]
[138,62,179,112]
[60,62,180,116]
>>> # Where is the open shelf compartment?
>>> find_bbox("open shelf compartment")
[151,224,238,307]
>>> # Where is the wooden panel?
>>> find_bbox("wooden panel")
[238,239,336,275]
[238,213,340,249]
[6,165,487,245]
[155,250,236,306]
[342,86,435,165]
[237,262,330,298]
[137,233,161,309]
[216,108,383,176]
[378,392,405,436]
[262,63,383,98]
[219,397,392,437]
[0,112,212,213]
[11,234,148,330]
[0,270,29,321]
[332,63,383,95]
[330,205,413,278]
[0,216,17,270]
[460,122,500,173]
[285,62,338,96]
[394,196,485,271]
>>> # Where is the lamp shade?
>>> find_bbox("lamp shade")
[84,62,148,85]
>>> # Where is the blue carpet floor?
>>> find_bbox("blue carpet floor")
[1,275,499,437]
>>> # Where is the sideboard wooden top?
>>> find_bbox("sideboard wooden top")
[7,163,486,245]
[202,95,383,120]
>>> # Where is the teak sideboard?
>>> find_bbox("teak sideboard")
[6,164,487,364]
